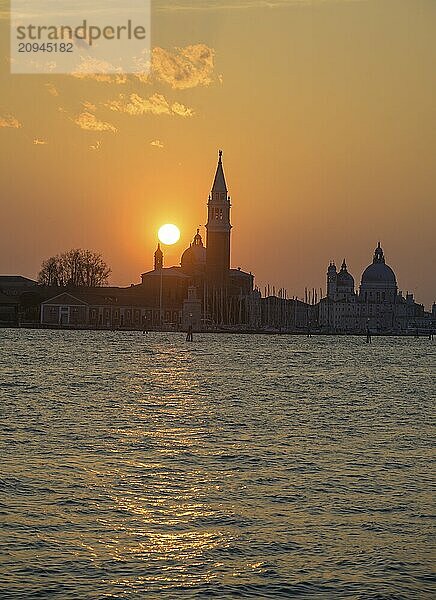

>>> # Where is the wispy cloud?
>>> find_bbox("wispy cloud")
[152,44,215,90]
[105,93,194,118]
[45,83,59,97]
[89,141,102,151]
[0,0,362,21]
[0,1,148,19]
[171,102,195,118]
[156,0,362,10]
[69,44,215,90]
[33,138,48,145]
[75,112,117,132]
[150,139,164,149]
[0,114,22,129]
[72,57,127,84]
[82,101,97,112]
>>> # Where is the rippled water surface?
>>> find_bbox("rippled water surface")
[1,330,435,599]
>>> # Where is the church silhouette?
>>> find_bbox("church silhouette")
[4,151,431,333]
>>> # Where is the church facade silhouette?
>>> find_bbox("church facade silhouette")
[139,150,254,328]
[318,243,426,332]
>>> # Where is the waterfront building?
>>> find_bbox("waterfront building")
[0,275,37,296]
[0,292,19,326]
[319,243,430,333]
[40,290,155,329]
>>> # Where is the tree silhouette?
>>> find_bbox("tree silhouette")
[38,249,111,287]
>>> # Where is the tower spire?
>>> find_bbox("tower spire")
[206,149,231,283]
[154,243,163,270]
[212,150,228,195]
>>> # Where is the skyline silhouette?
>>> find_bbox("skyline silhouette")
[1,151,433,333]
[1,146,434,312]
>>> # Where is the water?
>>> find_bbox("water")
[0,330,435,599]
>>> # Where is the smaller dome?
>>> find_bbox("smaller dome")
[336,259,354,288]
[181,245,206,268]
[181,230,206,272]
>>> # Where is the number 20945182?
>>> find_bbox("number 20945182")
[18,42,74,53]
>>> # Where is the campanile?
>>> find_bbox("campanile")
[206,150,231,284]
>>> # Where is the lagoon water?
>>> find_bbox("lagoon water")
[0,329,435,599]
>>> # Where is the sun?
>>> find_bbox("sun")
[158,223,180,245]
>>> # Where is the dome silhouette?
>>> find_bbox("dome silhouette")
[181,229,206,272]
[361,243,397,288]
[337,260,354,288]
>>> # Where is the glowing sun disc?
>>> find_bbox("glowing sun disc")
[158,224,180,245]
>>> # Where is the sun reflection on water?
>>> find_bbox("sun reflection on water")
[1,331,434,597]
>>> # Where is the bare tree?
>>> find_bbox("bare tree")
[38,249,111,287]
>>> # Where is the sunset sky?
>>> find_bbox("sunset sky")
[1,0,435,307]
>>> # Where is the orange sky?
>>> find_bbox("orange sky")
[1,0,435,307]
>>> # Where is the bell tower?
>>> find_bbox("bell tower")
[206,150,231,284]
[154,243,163,270]
[327,262,337,299]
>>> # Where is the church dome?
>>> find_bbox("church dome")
[362,263,396,285]
[181,229,206,272]
[361,243,397,288]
